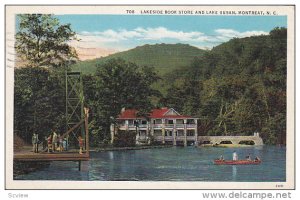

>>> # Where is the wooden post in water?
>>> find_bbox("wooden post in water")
[84,107,89,154]
[78,160,89,172]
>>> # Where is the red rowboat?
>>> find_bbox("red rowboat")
[214,159,261,165]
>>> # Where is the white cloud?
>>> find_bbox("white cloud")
[77,27,208,43]
[74,27,269,51]
[215,29,268,39]
[133,27,206,42]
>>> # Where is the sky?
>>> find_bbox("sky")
[56,14,287,55]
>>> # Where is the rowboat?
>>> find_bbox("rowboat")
[214,159,261,165]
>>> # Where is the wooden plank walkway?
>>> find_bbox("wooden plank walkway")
[14,152,89,161]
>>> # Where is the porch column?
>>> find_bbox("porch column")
[125,120,129,131]
[194,119,198,146]
[173,119,176,146]
[146,122,150,144]
[162,119,165,144]
[150,119,154,136]
[184,119,187,147]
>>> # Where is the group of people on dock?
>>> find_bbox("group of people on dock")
[46,130,68,153]
[31,130,84,154]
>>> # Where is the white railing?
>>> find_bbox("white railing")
[138,124,148,128]
[165,124,174,129]
[176,136,185,140]
[153,124,163,128]
[118,123,197,130]
[186,124,197,128]
[155,136,163,141]
[176,124,185,128]
[164,136,173,141]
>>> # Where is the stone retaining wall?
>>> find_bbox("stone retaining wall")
[198,136,263,145]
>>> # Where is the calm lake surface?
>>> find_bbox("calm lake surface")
[15,146,286,182]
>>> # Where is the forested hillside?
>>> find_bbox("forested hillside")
[72,43,207,75]
[160,27,287,144]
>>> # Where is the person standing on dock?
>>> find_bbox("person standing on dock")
[58,134,63,152]
[233,151,238,161]
[47,134,52,153]
[43,136,48,151]
[78,136,83,154]
[35,134,39,153]
[31,133,36,152]
[52,130,58,152]
[63,138,67,151]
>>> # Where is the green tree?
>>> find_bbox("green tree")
[15,14,78,68]
[14,67,66,143]
[87,58,160,144]
[14,14,79,143]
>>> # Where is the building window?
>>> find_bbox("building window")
[187,130,195,136]
[154,119,162,124]
[118,120,126,126]
[187,119,195,124]
[176,119,184,124]
[167,120,173,124]
[154,130,162,136]
[178,130,184,136]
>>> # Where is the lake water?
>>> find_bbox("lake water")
[15,146,286,182]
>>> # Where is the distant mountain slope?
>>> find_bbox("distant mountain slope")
[72,43,207,75]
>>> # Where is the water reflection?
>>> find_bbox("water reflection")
[232,166,237,181]
[108,151,114,160]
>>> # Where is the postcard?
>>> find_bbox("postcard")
[5,5,295,189]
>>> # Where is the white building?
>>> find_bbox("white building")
[110,107,198,146]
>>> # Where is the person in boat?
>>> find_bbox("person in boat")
[219,155,224,161]
[245,153,251,161]
[233,151,238,161]
[254,156,261,161]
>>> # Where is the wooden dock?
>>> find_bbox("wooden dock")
[14,152,89,161]
[14,151,90,171]
[13,107,91,170]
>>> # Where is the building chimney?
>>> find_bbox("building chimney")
[121,107,126,113]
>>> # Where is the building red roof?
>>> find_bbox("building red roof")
[117,109,138,119]
[117,108,194,119]
[149,108,169,118]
